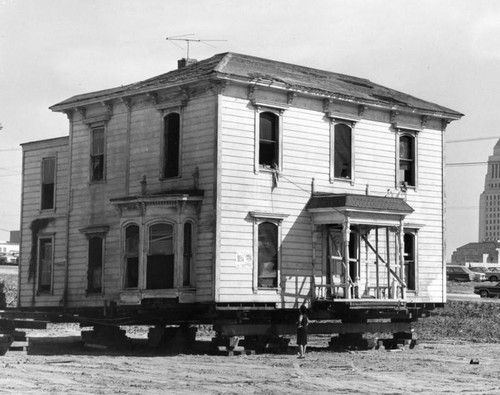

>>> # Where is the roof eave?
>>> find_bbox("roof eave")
[216,73,463,121]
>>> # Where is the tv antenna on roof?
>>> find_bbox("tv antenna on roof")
[166,34,226,58]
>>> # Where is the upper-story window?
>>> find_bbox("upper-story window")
[41,157,56,210]
[91,127,105,181]
[333,123,352,179]
[399,134,416,188]
[87,236,104,294]
[259,112,279,169]
[163,113,180,178]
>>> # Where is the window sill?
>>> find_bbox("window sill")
[255,288,280,294]
[159,175,182,181]
[86,291,103,297]
[89,180,106,185]
[332,177,353,185]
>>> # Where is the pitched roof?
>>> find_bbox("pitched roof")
[50,52,463,119]
[306,193,414,214]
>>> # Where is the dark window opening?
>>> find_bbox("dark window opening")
[404,233,416,291]
[125,225,139,288]
[41,157,55,210]
[147,223,174,289]
[163,113,180,178]
[91,127,105,181]
[334,124,352,179]
[183,222,193,286]
[38,238,52,292]
[258,222,278,288]
[88,236,103,293]
[259,112,279,168]
[399,135,415,186]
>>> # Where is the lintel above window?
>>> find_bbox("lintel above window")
[251,99,289,111]
[326,111,360,126]
[249,211,288,223]
[79,225,110,236]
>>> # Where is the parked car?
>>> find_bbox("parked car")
[0,253,18,265]
[446,265,486,282]
[474,282,500,298]
[470,267,500,282]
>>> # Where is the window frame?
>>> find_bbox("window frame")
[37,235,54,294]
[181,220,196,288]
[145,221,176,290]
[87,235,104,294]
[403,230,418,292]
[123,223,141,290]
[396,129,418,189]
[330,120,355,184]
[40,156,56,211]
[254,107,284,174]
[250,211,288,292]
[161,111,182,180]
[90,125,106,183]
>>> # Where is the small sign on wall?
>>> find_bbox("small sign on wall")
[235,252,252,270]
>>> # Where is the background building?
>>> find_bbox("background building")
[479,139,500,241]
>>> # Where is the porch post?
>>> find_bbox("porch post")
[342,217,351,299]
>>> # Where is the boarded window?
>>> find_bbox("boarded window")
[147,223,174,289]
[125,225,139,288]
[88,236,103,293]
[38,238,53,292]
[258,222,278,288]
[163,113,180,178]
[334,124,352,179]
[399,135,415,186]
[41,157,55,210]
[404,232,416,291]
[259,112,279,168]
[91,127,105,181]
[183,222,193,286]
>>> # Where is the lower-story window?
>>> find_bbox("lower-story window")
[147,223,175,289]
[38,237,53,293]
[258,222,278,288]
[404,232,416,291]
[125,224,139,288]
[87,236,103,293]
[250,211,288,291]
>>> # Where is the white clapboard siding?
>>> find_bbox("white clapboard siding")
[216,88,447,305]
[19,137,69,308]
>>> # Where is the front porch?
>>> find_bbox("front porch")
[307,193,415,304]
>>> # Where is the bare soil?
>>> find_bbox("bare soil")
[1,333,499,394]
[2,274,500,394]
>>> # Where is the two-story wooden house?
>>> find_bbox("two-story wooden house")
[19,53,462,345]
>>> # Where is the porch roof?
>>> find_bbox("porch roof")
[306,193,414,225]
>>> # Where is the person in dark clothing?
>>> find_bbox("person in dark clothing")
[296,304,309,358]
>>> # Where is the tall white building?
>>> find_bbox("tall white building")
[479,139,500,241]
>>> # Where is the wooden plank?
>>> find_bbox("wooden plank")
[215,321,412,337]
[0,319,48,329]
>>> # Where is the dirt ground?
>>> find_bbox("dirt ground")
[1,324,499,395]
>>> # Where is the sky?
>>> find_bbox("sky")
[1,0,500,260]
